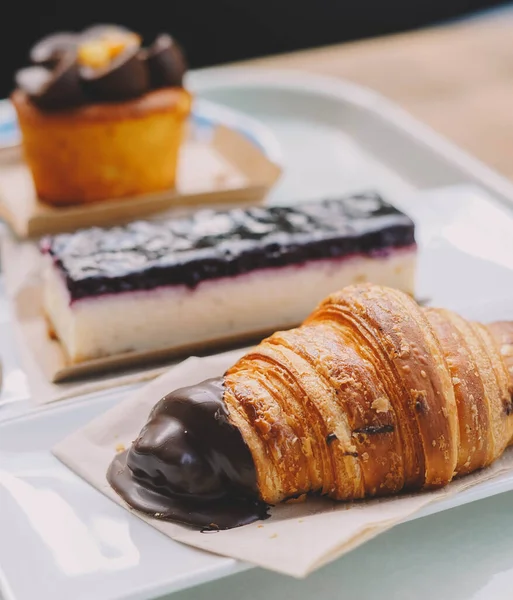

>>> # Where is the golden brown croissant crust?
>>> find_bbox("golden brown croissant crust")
[224,284,513,504]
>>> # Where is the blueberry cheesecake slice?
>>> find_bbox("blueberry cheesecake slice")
[40,192,416,364]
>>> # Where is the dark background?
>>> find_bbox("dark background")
[0,0,508,97]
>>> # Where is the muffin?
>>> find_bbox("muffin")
[11,25,191,206]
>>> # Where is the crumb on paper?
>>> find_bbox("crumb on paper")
[298,519,304,523]
[257,524,264,529]
[115,443,126,453]
[270,533,278,539]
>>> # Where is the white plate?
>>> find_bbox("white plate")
[2,70,513,600]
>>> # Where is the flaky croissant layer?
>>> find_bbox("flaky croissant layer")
[223,284,513,504]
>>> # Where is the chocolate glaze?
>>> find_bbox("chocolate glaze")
[29,32,78,66]
[14,25,186,110]
[15,55,85,110]
[40,193,416,302]
[145,34,187,88]
[107,377,269,529]
[80,24,133,41]
[81,45,150,101]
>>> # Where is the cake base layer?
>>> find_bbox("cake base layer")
[44,249,416,364]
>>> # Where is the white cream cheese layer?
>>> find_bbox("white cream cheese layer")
[43,249,416,363]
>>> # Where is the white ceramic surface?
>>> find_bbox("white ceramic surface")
[189,68,513,214]
[2,70,513,600]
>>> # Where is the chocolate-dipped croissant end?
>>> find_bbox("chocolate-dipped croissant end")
[107,285,513,529]
[107,378,269,530]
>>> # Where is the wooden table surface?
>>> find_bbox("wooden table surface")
[241,11,513,180]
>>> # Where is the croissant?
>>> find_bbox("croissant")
[108,284,513,529]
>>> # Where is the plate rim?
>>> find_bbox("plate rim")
[188,66,513,215]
